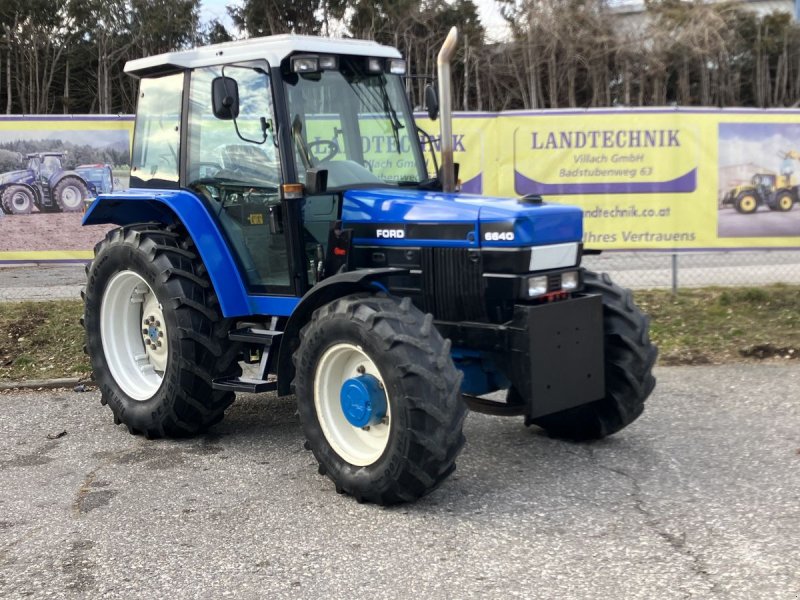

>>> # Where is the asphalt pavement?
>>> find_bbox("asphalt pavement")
[1,363,798,599]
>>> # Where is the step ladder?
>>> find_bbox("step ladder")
[212,322,282,394]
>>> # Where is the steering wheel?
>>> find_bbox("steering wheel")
[307,139,340,163]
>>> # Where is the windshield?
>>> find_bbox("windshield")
[283,56,427,189]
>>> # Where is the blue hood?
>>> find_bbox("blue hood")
[341,188,582,248]
[0,170,33,186]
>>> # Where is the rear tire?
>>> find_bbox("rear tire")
[1,185,34,215]
[83,224,241,437]
[294,294,466,505]
[54,177,89,212]
[521,270,657,441]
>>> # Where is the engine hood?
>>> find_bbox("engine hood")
[0,170,32,185]
[341,188,582,248]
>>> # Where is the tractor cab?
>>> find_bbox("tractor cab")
[122,37,427,296]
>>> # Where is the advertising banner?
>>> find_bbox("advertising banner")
[488,108,800,250]
[2,109,800,263]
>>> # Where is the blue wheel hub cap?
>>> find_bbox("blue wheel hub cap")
[340,374,387,428]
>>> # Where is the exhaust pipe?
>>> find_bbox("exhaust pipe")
[437,26,458,193]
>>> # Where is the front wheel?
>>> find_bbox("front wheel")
[83,225,241,437]
[54,177,89,212]
[294,294,466,505]
[517,270,657,441]
[772,191,795,212]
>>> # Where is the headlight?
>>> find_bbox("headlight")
[528,275,548,298]
[561,271,579,291]
[291,55,319,73]
[388,59,406,75]
[318,55,338,70]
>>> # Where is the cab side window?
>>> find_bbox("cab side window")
[130,74,183,189]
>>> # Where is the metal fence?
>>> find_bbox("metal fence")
[582,249,800,291]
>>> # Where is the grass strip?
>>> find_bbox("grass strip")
[1,300,90,382]
[1,285,798,381]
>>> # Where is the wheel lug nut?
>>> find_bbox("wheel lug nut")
[362,425,370,431]
[157,341,162,347]
[155,320,160,327]
[142,328,148,335]
[356,365,366,374]
[158,331,163,338]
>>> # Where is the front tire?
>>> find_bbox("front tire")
[294,294,466,505]
[83,224,241,437]
[523,271,657,441]
[772,191,794,212]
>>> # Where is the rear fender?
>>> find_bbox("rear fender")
[83,189,252,317]
[49,170,88,189]
[275,268,409,396]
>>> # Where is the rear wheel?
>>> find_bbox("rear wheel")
[54,177,89,212]
[1,185,34,215]
[294,294,466,504]
[83,224,241,437]
[517,270,657,441]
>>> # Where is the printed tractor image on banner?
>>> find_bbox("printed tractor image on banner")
[0,116,133,262]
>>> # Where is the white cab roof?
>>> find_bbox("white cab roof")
[125,35,402,77]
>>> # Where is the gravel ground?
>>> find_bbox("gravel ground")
[0,213,111,254]
[0,363,798,599]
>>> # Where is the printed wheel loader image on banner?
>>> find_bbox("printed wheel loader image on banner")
[81,29,657,505]
[0,152,97,214]
[721,150,800,214]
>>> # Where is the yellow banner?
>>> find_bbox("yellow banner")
[421,109,800,250]
[2,110,800,263]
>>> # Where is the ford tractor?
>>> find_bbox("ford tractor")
[0,152,91,214]
[81,29,657,504]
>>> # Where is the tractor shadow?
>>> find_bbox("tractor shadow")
[121,392,658,514]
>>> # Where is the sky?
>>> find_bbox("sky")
[199,0,511,41]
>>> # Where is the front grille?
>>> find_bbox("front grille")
[421,248,486,321]
[547,273,562,292]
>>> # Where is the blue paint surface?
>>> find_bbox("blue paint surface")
[343,188,582,247]
[83,189,299,318]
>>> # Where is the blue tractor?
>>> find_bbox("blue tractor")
[82,29,657,504]
[0,152,90,214]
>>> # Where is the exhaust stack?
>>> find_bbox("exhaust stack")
[437,26,458,193]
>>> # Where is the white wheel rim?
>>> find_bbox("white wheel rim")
[61,185,82,208]
[313,343,391,467]
[100,271,168,401]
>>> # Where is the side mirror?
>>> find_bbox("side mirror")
[305,167,328,195]
[212,76,240,120]
[425,84,439,121]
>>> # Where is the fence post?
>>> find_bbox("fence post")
[671,253,678,294]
